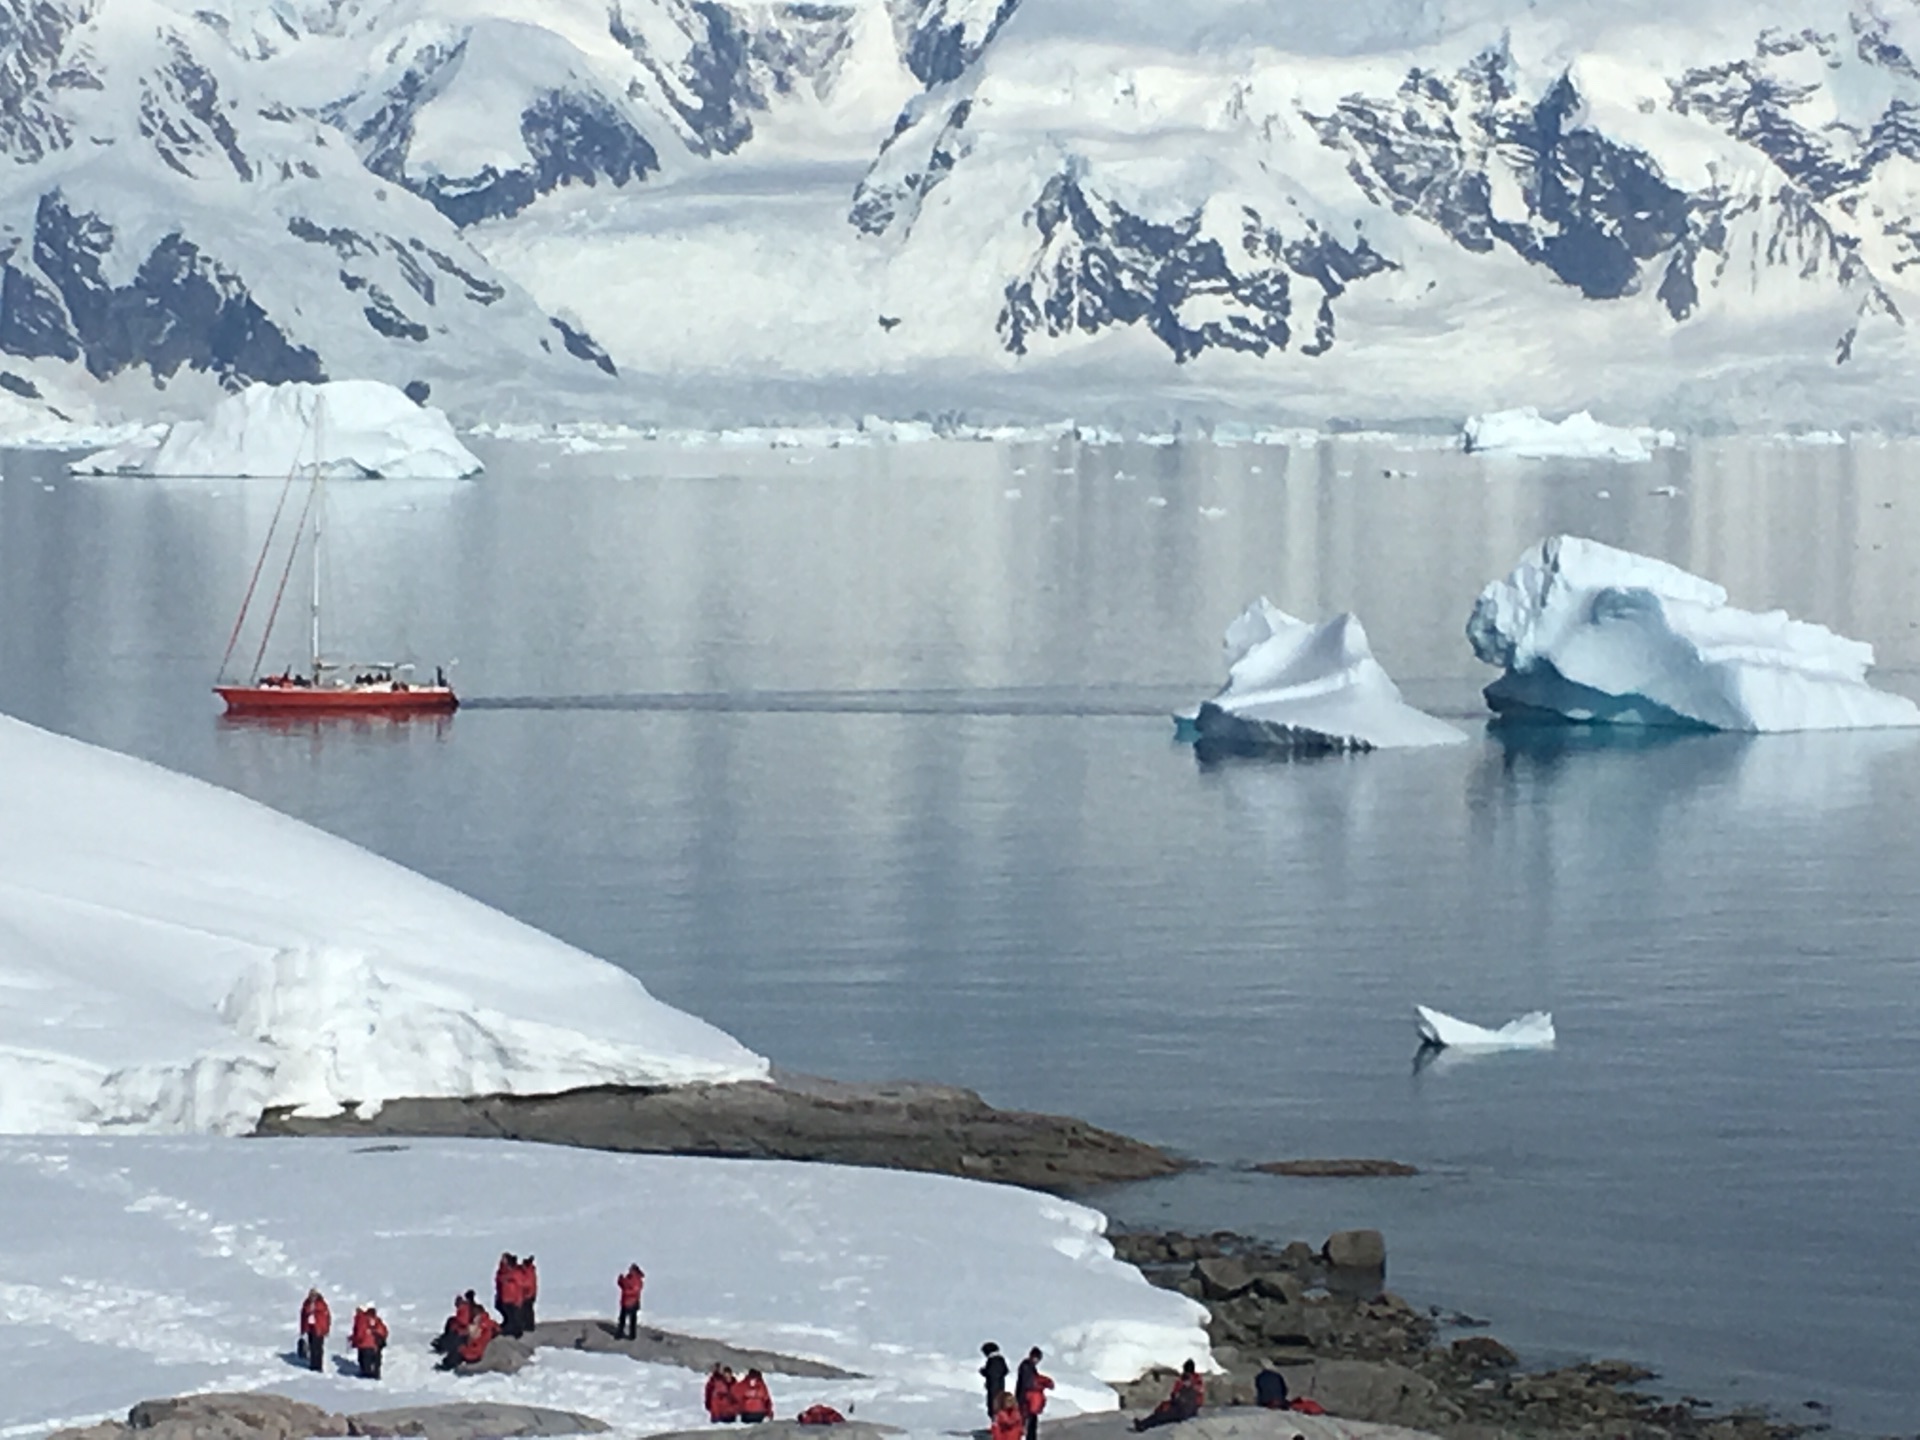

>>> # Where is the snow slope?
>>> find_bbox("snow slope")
[1468,535,1920,732]
[0,713,766,1135]
[0,1136,1212,1436]
[72,380,483,478]
[1192,598,1464,752]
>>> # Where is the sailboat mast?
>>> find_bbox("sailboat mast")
[309,401,324,680]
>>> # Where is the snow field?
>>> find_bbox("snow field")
[0,1137,1211,1438]
[0,712,766,1136]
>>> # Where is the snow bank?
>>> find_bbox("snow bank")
[1461,408,1651,462]
[1190,599,1465,752]
[1415,1005,1555,1051]
[1468,536,1920,732]
[71,381,483,479]
[0,714,765,1135]
[1,1137,1212,1436]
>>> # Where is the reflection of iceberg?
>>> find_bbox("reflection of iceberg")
[72,381,482,480]
[1188,599,1466,754]
[1416,1004,1555,1050]
[1469,536,1920,733]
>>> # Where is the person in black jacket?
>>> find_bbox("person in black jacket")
[1254,1362,1290,1409]
[981,1342,1009,1416]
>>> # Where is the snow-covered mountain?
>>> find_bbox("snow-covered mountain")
[9,0,1920,427]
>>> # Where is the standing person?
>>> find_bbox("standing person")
[991,1391,1024,1440]
[298,1289,331,1373]
[520,1255,539,1330]
[1016,1348,1054,1440]
[705,1364,740,1423]
[502,1261,530,1337]
[735,1369,773,1423]
[351,1305,389,1380]
[616,1264,645,1340]
[494,1253,517,1329]
[981,1342,1009,1416]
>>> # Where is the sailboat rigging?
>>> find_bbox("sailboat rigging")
[213,403,457,717]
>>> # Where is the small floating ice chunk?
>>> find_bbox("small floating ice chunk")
[1416,1004,1555,1050]
[1462,407,1650,462]
[1468,535,1920,732]
[1146,495,1169,507]
[1199,505,1227,519]
[1184,599,1466,754]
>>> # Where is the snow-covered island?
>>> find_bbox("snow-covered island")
[71,381,483,480]
[1469,536,1920,732]
[1460,409,1654,462]
[1187,599,1465,753]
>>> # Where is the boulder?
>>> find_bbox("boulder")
[1286,1357,1452,1429]
[1277,1241,1319,1270]
[1192,1256,1256,1299]
[1450,1336,1518,1370]
[1250,1271,1303,1304]
[348,1403,609,1437]
[1322,1230,1386,1271]
[125,1395,349,1440]
[641,1425,901,1440]
[444,1335,534,1376]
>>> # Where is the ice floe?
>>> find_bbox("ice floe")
[1461,408,1653,462]
[1188,599,1465,754]
[1415,1005,1555,1050]
[0,713,765,1136]
[1468,536,1920,733]
[71,381,482,479]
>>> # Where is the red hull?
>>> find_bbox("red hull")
[216,684,458,716]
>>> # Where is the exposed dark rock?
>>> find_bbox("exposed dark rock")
[256,1074,1182,1194]
[889,0,1020,88]
[550,316,617,375]
[20,191,325,384]
[349,1402,606,1437]
[1254,1159,1419,1178]
[0,368,42,397]
[1451,1335,1519,1369]
[529,1317,859,1378]
[51,1394,611,1440]
[404,378,431,404]
[646,1425,901,1440]
[1322,1230,1386,1272]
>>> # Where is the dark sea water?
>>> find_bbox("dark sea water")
[3,436,1918,1432]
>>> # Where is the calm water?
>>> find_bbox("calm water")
[3,437,1918,1431]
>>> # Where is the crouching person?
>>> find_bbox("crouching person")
[438,1308,499,1372]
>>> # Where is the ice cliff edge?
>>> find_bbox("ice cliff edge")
[1468,536,1920,733]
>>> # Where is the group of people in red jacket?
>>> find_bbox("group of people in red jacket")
[981,1342,1056,1440]
[703,1365,775,1423]
[297,1290,388,1380]
[494,1253,541,1336]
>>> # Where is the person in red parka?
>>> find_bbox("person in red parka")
[1016,1348,1054,1440]
[350,1305,389,1380]
[706,1364,740,1422]
[494,1253,517,1328]
[520,1255,539,1331]
[735,1369,773,1424]
[991,1391,1025,1440]
[499,1260,528,1337]
[439,1307,499,1371]
[616,1264,645,1340]
[1131,1361,1204,1431]
[299,1289,331,1373]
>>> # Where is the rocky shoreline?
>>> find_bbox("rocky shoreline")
[255,1073,1182,1194]
[1108,1227,1804,1440]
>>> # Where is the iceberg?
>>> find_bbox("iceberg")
[70,380,482,480]
[1461,407,1651,462]
[0,713,765,1135]
[1415,1005,1555,1050]
[1468,536,1920,733]
[1189,599,1466,753]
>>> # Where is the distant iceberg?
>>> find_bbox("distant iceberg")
[72,380,482,480]
[1416,1005,1555,1050]
[1188,599,1466,753]
[1462,407,1651,462]
[1469,536,1920,733]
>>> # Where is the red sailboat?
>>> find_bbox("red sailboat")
[214,438,456,717]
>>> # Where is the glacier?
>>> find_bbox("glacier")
[0,712,767,1136]
[1190,598,1466,753]
[1415,1005,1555,1051]
[8,1,1920,426]
[71,380,483,479]
[1462,408,1653,462]
[1468,536,1920,733]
